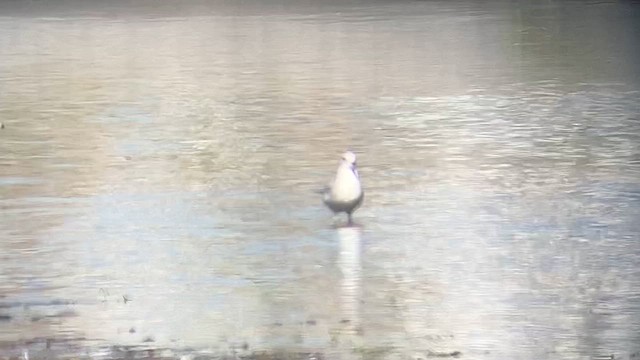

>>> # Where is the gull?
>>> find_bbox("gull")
[322,151,364,225]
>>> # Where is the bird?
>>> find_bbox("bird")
[321,151,364,225]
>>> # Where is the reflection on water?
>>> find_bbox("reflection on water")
[1,0,640,359]
[337,226,362,343]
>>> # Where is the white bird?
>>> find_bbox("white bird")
[322,151,364,224]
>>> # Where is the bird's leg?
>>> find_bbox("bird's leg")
[347,213,353,226]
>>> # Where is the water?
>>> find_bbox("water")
[1,1,639,359]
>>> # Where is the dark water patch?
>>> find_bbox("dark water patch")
[0,299,77,309]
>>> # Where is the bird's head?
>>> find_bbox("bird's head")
[341,151,357,168]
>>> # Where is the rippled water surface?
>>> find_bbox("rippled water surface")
[1,1,639,359]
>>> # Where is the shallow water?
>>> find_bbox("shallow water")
[1,1,640,359]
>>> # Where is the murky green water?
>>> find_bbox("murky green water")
[1,1,639,359]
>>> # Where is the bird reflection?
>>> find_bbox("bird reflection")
[337,225,363,350]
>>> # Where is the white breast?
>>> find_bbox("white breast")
[331,163,362,203]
